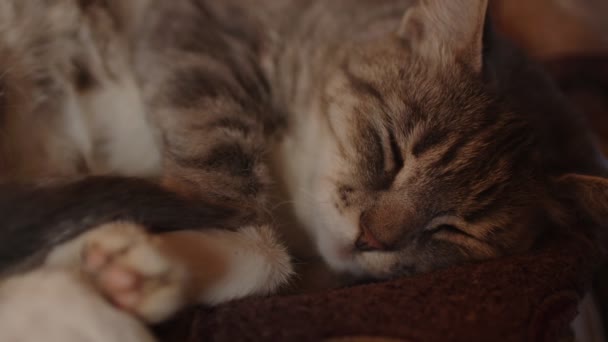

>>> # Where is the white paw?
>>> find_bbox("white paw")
[197,225,294,305]
[46,222,293,316]
[49,222,188,323]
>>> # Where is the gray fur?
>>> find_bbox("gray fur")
[0,0,606,322]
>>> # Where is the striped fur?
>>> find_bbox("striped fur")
[0,0,605,328]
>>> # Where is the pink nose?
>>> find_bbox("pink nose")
[355,226,387,251]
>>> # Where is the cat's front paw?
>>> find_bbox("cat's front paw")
[79,222,187,323]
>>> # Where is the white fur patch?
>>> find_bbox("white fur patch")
[198,225,294,305]
[0,269,155,342]
[46,222,188,323]
[77,76,162,177]
[47,222,293,318]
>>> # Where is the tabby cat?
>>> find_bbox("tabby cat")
[0,0,606,340]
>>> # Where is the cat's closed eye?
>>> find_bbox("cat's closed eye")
[379,130,405,189]
[427,220,499,260]
[431,224,470,237]
[387,131,404,173]
[425,216,477,239]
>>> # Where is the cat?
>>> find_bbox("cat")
[0,268,156,342]
[0,0,607,340]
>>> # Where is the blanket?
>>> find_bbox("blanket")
[154,57,608,342]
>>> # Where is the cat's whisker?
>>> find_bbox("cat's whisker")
[271,200,297,210]
[295,187,333,206]
[0,3,605,340]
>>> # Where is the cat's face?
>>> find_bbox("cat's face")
[303,0,607,278]
[314,45,543,278]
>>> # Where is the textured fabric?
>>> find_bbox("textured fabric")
[155,58,608,342]
[156,234,598,342]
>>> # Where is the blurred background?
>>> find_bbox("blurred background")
[492,1,608,340]
[492,0,608,58]
[492,0,608,155]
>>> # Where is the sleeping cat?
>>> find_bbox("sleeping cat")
[0,0,607,339]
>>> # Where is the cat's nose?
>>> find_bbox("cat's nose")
[358,205,411,251]
[355,225,387,252]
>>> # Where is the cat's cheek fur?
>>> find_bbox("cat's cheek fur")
[306,140,403,278]
[307,142,364,274]
[275,114,362,273]
[312,186,401,278]
[314,221,361,274]
[314,192,403,278]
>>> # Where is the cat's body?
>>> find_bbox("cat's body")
[0,0,607,340]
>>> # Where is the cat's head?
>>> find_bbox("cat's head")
[306,0,608,278]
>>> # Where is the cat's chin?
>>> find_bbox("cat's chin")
[316,235,363,275]
[313,222,400,279]
[321,250,403,280]
[340,251,403,280]
[316,238,392,279]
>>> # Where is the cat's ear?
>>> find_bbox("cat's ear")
[398,0,488,72]
[553,174,608,227]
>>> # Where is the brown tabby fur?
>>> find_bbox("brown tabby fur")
[0,0,606,332]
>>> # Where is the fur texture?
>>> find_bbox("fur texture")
[0,268,156,342]
[0,0,606,338]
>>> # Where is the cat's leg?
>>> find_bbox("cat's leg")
[46,221,291,323]
[130,2,291,312]
[46,222,186,323]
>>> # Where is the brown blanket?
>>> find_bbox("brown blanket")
[155,58,608,342]
[156,233,599,342]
